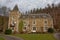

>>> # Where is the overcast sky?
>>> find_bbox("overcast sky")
[0,0,60,13]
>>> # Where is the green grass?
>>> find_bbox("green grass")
[0,36,5,40]
[13,34,56,40]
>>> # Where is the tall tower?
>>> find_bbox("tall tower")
[8,5,21,33]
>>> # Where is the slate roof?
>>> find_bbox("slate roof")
[20,13,52,19]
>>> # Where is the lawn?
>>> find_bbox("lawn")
[13,34,56,40]
[0,36,5,40]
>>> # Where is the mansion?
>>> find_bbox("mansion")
[8,5,53,33]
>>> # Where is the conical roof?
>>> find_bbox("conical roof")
[12,4,19,11]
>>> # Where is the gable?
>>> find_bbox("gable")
[11,4,19,12]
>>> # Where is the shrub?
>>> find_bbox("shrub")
[5,29,12,35]
[48,28,54,33]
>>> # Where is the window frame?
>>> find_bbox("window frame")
[32,27,36,30]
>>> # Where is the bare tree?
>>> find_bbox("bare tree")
[1,6,8,32]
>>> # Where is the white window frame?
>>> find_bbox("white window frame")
[33,27,36,30]
[31,26,36,32]
[43,25,48,32]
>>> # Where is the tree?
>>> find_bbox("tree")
[1,6,8,32]
[58,3,60,8]
[33,8,36,13]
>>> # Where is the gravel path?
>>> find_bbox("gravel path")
[54,33,60,40]
[3,35,24,40]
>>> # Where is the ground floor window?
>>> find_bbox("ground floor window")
[45,27,48,30]
[33,27,36,30]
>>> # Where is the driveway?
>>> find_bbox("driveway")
[54,33,60,40]
[3,35,24,40]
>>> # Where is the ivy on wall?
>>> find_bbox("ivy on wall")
[18,20,24,33]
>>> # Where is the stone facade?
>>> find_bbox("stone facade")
[8,5,21,33]
[8,5,53,33]
[21,14,53,33]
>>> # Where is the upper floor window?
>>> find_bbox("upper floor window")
[45,21,47,23]
[33,20,36,25]
[44,24,48,31]
[24,22,27,26]
[44,19,48,24]
[23,20,29,27]
[33,16,35,18]
[33,21,35,24]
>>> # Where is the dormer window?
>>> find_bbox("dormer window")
[33,16,35,18]
[23,20,29,27]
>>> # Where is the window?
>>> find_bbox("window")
[11,27,14,30]
[24,27,26,30]
[33,16,35,18]
[17,11,19,13]
[24,21,27,27]
[33,21,35,24]
[44,25,48,30]
[45,21,47,24]
[33,27,36,30]
[33,20,36,24]
[44,20,48,26]
[45,27,48,30]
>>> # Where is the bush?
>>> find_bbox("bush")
[5,29,12,35]
[48,28,54,33]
